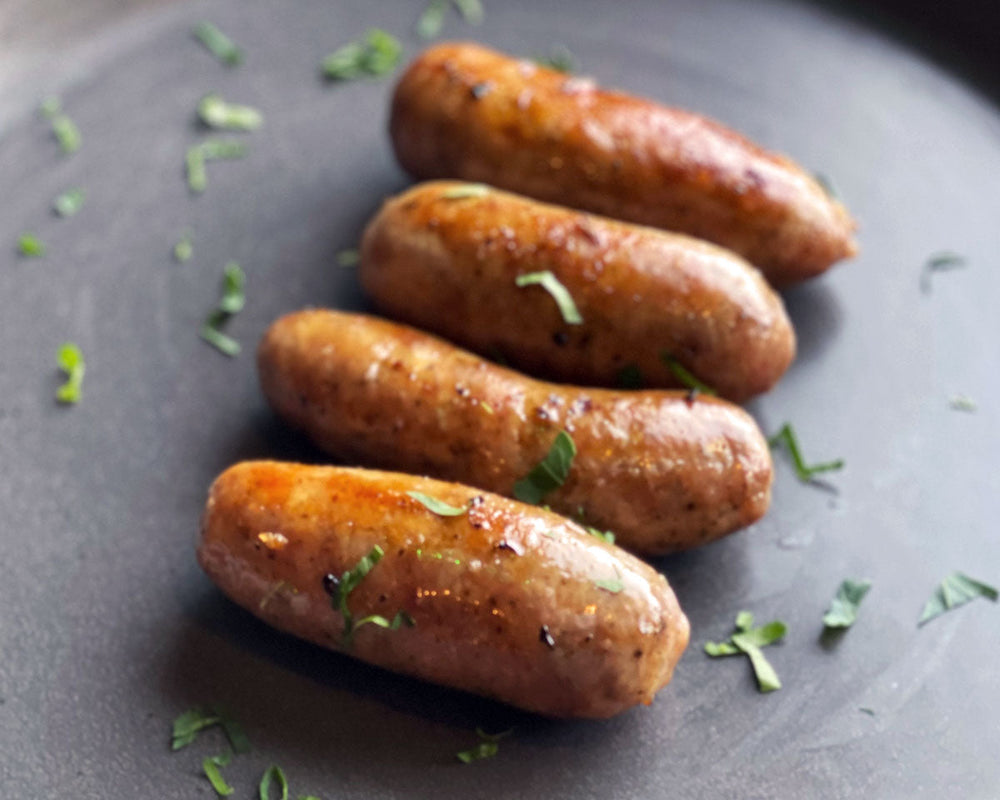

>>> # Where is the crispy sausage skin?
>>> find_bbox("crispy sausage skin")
[389,42,857,286]
[257,310,773,555]
[360,181,795,402]
[198,461,690,718]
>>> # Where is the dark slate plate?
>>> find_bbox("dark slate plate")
[1,1,998,796]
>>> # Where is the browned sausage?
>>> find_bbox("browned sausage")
[257,309,773,555]
[389,42,857,286]
[360,180,795,402]
[198,460,690,718]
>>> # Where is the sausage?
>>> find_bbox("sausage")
[389,42,858,286]
[257,309,773,555]
[198,460,690,718]
[360,180,795,402]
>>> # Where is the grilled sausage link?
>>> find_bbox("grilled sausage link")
[257,310,773,555]
[360,180,794,402]
[389,42,857,286]
[198,460,690,718]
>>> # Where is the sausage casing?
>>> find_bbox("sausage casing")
[198,460,690,718]
[257,309,773,555]
[389,42,857,286]
[360,180,795,402]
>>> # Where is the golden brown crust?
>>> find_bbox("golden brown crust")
[389,42,858,286]
[257,309,773,555]
[360,180,795,402]
[198,460,690,718]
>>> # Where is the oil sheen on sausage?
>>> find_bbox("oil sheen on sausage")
[389,42,858,286]
[257,309,773,555]
[198,460,690,718]
[360,180,795,402]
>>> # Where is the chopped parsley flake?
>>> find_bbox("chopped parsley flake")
[324,545,414,645]
[918,572,997,626]
[53,188,85,217]
[457,728,511,764]
[452,0,485,24]
[949,394,977,412]
[203,752,235,797]
[921,251,966,293]
[17,233,45,257]
[515,271,583,325]
[406,491,468,517]
[513,430,576,505]
[321,29,402,81]
[174,232,194,263]
[336,248,360,267]
[441,183,490,200]
[171,707,250,753]
[823,578,872,629]
[768,422,844,482]
[193,22,243,66]
[186,139,248,194]
[660,352,717,396]
[586,526,615,545]
[40,97,81,154]
[416,0,448,38]
[536,45,575,73]
[200,262,245,357]
[198,94,263,131]
[258,765,289,800]
[55,342,85,404]
[594,570,624,594]
[705,611,786,693]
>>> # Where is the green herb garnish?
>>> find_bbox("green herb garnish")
[515,271,583,325]
[823,578,872,629]
[416,0,449,38]
[586,527,615,545]
[40,97,81,154]
[406,491,468,517]
[660,353,717,396]
[198,94,263,131]
[453,0,485,24]
[203,752,235,797]
[456,727,511,764]
[768,422,844,482]
[920,251,966,293]
[193,22,243,66]
[200,262,245,357]
[336,248,360,267]
[441,183,490,200]
[918,572,997,626]
[174,232,193,263]
[17,233,45,257]
[186,139,249,194]
[949,394,976,412]
[55,342,85,404]
[171,707,250,753]
[536,45,575,73]
[705,611,786,693]
[326,546,414,645]
[200,322,241,357]
[259,765,289,800]
[53,188,85,217]
[594,569,624,594]
[513,430,576,505]
[321,29,402,80]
